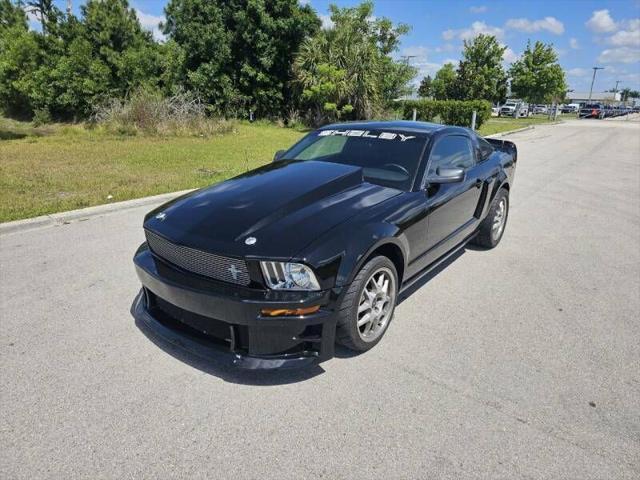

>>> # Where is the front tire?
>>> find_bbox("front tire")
[336,256,398,352]
[472,188,509,248]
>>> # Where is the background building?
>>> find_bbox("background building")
[567,92,621,103]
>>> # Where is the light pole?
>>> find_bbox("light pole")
[588,67,604,101]
[401,55,418,106]
[614,80,621,103]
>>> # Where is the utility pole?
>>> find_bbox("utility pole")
[67,0,72,15]
[614,80,621,102]
[588,67,604,101]
[401,55,417,99]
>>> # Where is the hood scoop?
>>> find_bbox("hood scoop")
[235,164,363,241]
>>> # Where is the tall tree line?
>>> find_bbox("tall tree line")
[417,34,567,105]
[0,0,415,122]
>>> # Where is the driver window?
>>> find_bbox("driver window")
[428,136,475,176]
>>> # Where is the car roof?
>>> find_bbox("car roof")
[319,120,468,136]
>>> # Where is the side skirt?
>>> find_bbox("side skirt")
[399,232,476,294]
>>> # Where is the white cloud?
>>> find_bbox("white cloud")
[442,21,504,41]
[586,10,617,33]
[567,68,588,76]
[469,6,487,14]
[402,46,429,58]
[608,29,640,47]
[555,47,567,57]
[299,0,311,5]
[23,6,41,30]
[412,61,445,84]
[135,9,165,41]
[618,71,640,85]
[503,47,519,64]
[569,38,579,49]
[434,43,456,53]
[598,47,640,64]
[505,17,564,35]
[319,14,334,29]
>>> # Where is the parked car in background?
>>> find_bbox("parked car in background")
[579,103,605,119]
[532,105,548,115]
[132,121,518,368]
[499,100,529,118]
[561,104,580,114]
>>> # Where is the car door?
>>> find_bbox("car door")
[422,135,484,256]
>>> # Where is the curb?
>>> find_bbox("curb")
[0,189,195,236]
[485,120,564,138]
[486,125,535,138]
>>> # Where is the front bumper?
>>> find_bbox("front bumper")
[132,245,339,369]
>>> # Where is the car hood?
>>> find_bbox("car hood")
[144,160,401,259]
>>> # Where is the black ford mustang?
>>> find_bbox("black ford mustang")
[133,121,517,369]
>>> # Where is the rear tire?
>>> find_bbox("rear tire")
[336,256,398,352]
[472,188,509,248]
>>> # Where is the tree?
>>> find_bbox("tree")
[0,0,27,30]
[299,62,352,124]
[31,37,111,118]
[81,0,162,96]
[620,87,631,102]
[0,3,40,117]
[294,1,414,123]
[629,90,640,100]
[509,40,567,104]
[454,34,507,103]
[25,0,60,35]
[417,75,432,98]
[431,63,457,100]
[163,0,320,117]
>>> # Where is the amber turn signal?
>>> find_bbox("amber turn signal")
[260,305,320,317]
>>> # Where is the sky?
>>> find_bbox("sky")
[37,0,640,93]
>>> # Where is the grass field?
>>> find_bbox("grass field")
[0,115,556,222]
[478,115,561,136]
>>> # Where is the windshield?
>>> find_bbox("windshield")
[283,129,428,191]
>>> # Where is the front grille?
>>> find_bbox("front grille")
[145,229,250,286]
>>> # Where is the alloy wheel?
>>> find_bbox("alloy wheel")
[356,267,396,342]
[492,197,507,241]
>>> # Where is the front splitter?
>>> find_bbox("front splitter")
[131,290,319,370]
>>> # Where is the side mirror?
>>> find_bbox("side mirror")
[273,149,286,162]
[427,167,465,184]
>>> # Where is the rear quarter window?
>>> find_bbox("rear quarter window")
[477,137,494,161]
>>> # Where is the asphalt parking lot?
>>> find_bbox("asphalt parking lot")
[1,118,639,479]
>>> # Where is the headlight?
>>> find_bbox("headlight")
[260,261,321,291]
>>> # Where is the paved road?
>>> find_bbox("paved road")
[1,119,639,479]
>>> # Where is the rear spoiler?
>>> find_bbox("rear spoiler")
[485,138,517,162]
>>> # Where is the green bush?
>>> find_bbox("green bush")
[402,99,492,129]
[32,108,52,127]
